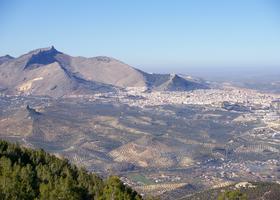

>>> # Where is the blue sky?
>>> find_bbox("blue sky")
[1,0,280,73]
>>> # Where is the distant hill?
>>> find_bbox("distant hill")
[0,47,208,97]
[0,139,142,200]
[109,135,193,169]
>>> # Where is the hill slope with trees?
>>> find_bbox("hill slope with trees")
[0,139,142,200]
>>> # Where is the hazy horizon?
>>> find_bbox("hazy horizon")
[138,64,280,80]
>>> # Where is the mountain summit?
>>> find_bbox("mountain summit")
[0,47,209,97]
[24,46,61,70]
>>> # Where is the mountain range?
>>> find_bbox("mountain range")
[0,47,209,97]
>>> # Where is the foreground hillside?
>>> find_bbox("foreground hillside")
[0,139,141,200]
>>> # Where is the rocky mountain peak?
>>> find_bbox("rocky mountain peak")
[24,46,61,70]
[0,54,15,65]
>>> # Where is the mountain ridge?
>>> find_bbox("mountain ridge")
[0,47,209,97]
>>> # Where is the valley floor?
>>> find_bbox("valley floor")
[0,87,280,198]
